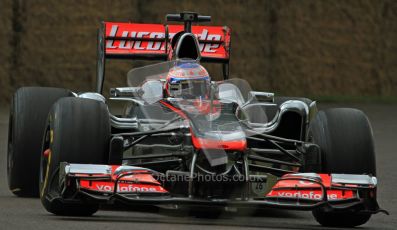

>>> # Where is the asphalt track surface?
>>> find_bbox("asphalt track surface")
[0,103,396,230]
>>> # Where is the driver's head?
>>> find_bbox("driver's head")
[165,62,210,99]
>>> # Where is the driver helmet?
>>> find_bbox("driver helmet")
[165,62,210,99]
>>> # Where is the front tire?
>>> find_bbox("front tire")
[39,97,110,216]
[309,108,375,227]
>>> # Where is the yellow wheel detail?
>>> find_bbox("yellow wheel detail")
[40,149,51,198]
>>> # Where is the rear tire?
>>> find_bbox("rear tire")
[7,87,73,197]
[39,97,110,216]
[309,108,375,227]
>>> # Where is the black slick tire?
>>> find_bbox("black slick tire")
[7,87,73,197]
[309,108,375,227]
[39,97,110,216]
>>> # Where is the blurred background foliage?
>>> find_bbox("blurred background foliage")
[0,0,396,104]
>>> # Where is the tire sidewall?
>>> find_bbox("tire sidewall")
[40,97,110,215]
[7,87,73,197]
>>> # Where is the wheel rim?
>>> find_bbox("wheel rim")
[40,121,52,197]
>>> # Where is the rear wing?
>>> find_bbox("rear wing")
[97,22,231,92]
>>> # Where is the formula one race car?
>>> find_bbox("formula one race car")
[7,12,387,227]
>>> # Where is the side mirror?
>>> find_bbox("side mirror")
[110,87,142,97]
[247,91,274,104]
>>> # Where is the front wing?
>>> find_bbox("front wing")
[51,163,385,214]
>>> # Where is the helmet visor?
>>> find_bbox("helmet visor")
[169,79,210,99]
